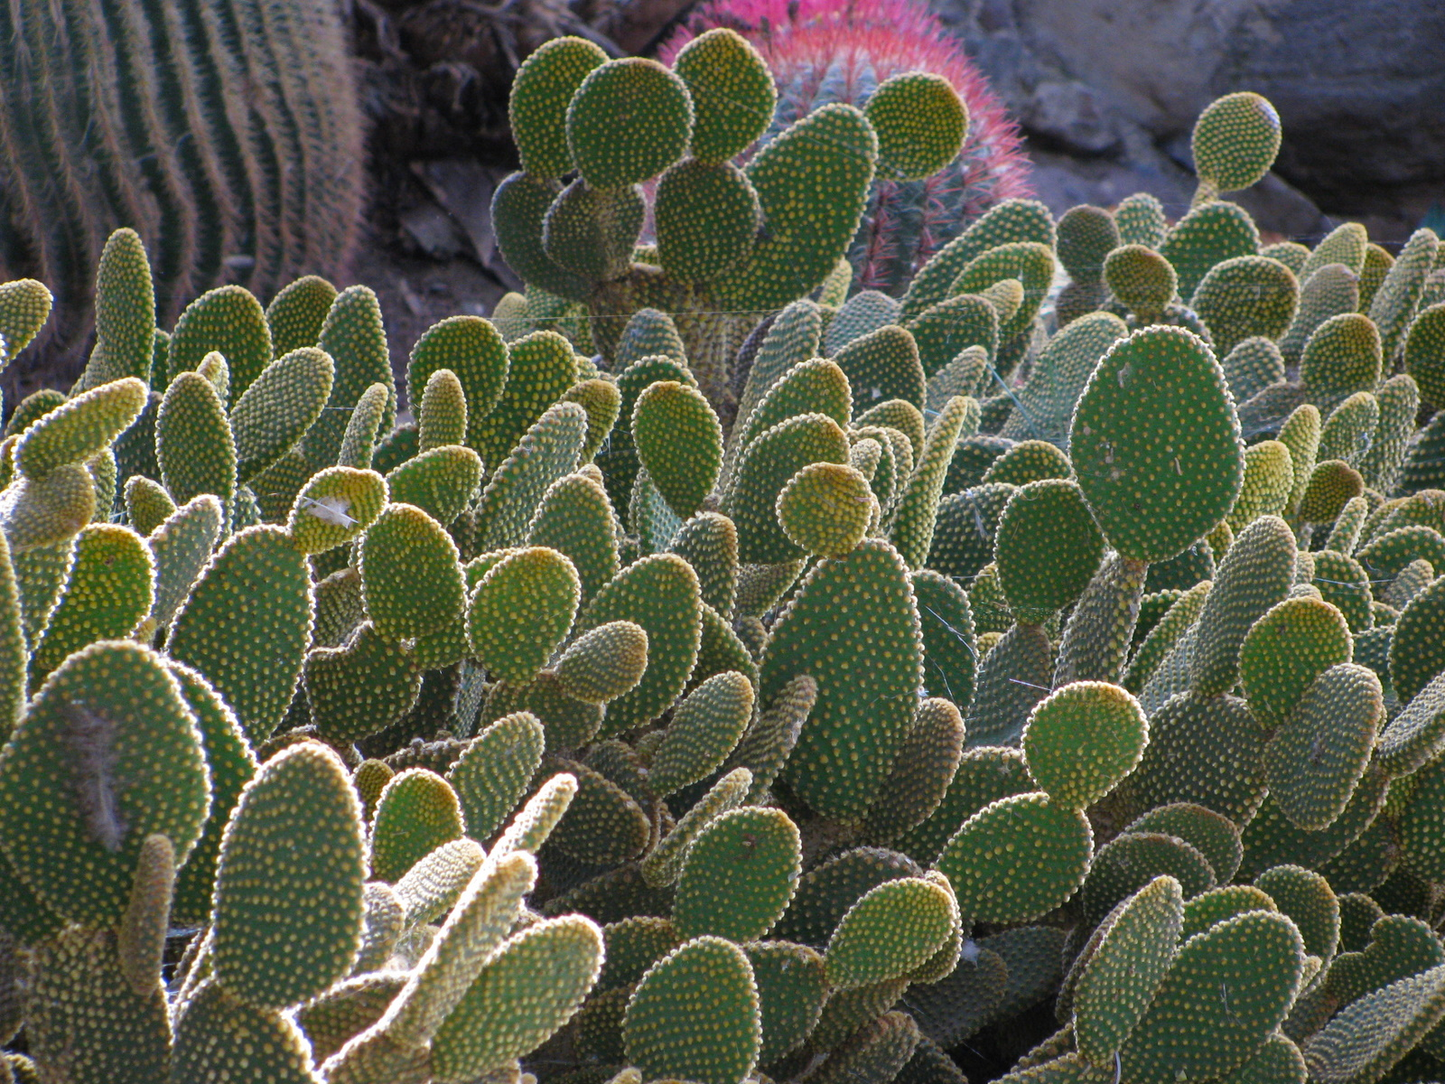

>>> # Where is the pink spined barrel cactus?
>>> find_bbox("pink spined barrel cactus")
[661,0,1033,297]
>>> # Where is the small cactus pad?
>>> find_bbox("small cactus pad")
[0,642,208,925]
[673,806,801,942]
[566,58,693,188]
[777,462,875,558]
[1070,327,1243,562]
[865,72,968,181]
[825,876,956,989]
[936,793,1093,923]
[671,29,776,162]
[1073,875,1184,1068]
[212,741,367,1009]
[468,546,580,686]
[624,935,761,1084]
[1191,92,1281,196]
[1022,682,1148,810]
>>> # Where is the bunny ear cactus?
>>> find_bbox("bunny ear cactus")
[496,33,968,413]
[1189,92,1282,206]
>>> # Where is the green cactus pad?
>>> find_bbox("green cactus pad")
[82,230,155,387]
[493,174,593,302]
[632,380,722,518]
[599,917,680,992]
[936,793,1092,923]
[1369,227,1439,363]
[393,837,485,930]
[901,199,1055,321]
[824,875,954,989]
[1253,864,1338,962]
[285,466,387,555]
[1404,303,1445,409]
[1021,681,1147,810]
[624,935,761,1084]
[386,444,484,529]
[1073,875,1184,1068]
[228,347,334,486]
[774,462,873,558]
[1191,92,1281,197]
[949,243,1055,342]
[1301,313,1382,396]
[1159,201,1260,303]
[1376,672,1445,778]
[673,806,801,942]
[417,368,468,452]
[1118,691,1267,824]
[654,160,761,282]
[1193,255,1299,357]
[376,848,537,1050]
[761,539,921,819]
[169,524,311,741]
[666,513,736,618]
[889,394,979,570]
[865,71,968,181]
[361,503,465,641]
[147,495,224,631]
[927,483,1016,581]
[1120,910,1302,1083]
[718,104,878,311]
[491,771,578,857]
[0,279,52,362]
[16,377,147,481]
[0,641,209,924]
[1179,885,1276,940]
[474,330,579,471]
[1389,574,1445,703]
[468,546,580,686]
[981,440,1072,488]
[305,623,420,743]
[1104,245,1178,324]
[742,941,828,1063]
[1281,265,1361,367]
[729,413,851,564]
[543,179,646,280]
[1082,832,1215,931]
[670,28,775,162]
[1400,755,1445,880]
[369,768,466,883]
[509,37,609,178]
[407,319,509,451]
[566,58,692,188]
[211,740,366,1008]
[912,569,977,711]
[1126,803,1243,883]
[304,285,397,470]
[24,927,170,1084]
[1238,596,1353,730]
[993,480,1104,625]
[1071,327,1242,562]
[169,665,257,925]
[528,473,619,607]
[1191,515,1297,697]
[170,977,317,1084]
[157,371,237,527]
[265,275,338,357]
[553,621,649,705]
[431,914,603,1082]
[862,698,966,843]
[544,755,650,865]
[1302,964,1445,1084]
[166,284,273,397]
[28,524,152,689]
[648,670,753,796]
[575,553,702,732]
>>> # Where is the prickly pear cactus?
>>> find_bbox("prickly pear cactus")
[4,88,1445,1084]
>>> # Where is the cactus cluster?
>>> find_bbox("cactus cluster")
[0,0,365,367]
[3,84,1445,1084]
[490,27,973,418]
[659,0,1034,299]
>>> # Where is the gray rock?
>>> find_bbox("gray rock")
[930,0,1445,234]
